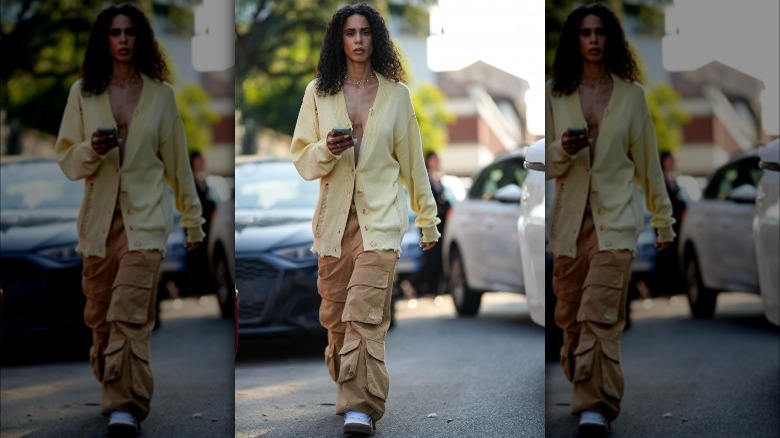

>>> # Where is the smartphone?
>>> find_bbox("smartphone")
[567,126,587,137]
[333,126,352,138]
[97,126,117,136]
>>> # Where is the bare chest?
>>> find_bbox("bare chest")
[107,83,143,162]
[343,83,378,164]
[579,84,613,131]
[108,84,142,135]
[343,83,378,133]
[578,84,613,159]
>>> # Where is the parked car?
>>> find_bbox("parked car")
[518,138,546,327]
[754,139,779,326]
[443,148,526,316]
[0,158,89,352]
[227,158,323,336]
[678,151,763,318]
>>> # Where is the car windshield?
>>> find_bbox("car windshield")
[235,160,319,210]
[0,161,83,210]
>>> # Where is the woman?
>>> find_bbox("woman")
[55,3,204,436]
[545,3,675,437]
[290,3,440,435]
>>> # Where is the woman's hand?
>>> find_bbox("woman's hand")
[561,129,590,156]
[326,129,355,155]
[91,129,120,155]
[419,239,436,252]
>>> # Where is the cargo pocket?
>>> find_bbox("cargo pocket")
[336,338,362,384]
[129,339,153,400]
[365,339,388,400]
[560,345,573,382]
[600,340,623,400]
[107,255,158,325]
[101,338,126,383]
[578,269,624,324]
[342,267,390,325]
[571,337,597,384]
[324,344,338,382]
[90,344,104,381]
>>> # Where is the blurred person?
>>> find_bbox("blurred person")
[55,3,205,436]
[290,3,440,435]
[654,151,687,294]
[545,3,675,436]
[405,151,450,297]
[184,151,217,295]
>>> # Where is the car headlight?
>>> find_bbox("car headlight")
[37,244,81,262]
[273,244,317,262]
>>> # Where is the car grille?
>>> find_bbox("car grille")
[235,258,280,323]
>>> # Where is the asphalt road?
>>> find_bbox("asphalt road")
[235,292,545,438]
[546,292,780,438]
[0,296,235,438]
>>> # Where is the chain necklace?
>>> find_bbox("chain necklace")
[109,74,141,86]
[344,71,374,86]
[580,74,611,87]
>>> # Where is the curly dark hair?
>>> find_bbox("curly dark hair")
[315,2,405,96]
[551,2,640,96]
[81,2,169,96]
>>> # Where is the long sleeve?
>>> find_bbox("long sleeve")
[394,97,441,243]
[290,82,341,181]
[55,82,106,180]
[629,99,675,243]
[160,87,205,244]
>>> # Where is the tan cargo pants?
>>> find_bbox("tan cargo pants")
[553,207,633,421]
[317,204,398,423]
[82,204,163,421]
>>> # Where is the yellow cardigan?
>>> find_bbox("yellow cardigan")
[55,74,205,258]
[291,74,440,258]
[545,74,675,258]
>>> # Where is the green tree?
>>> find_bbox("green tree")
[646,82,689,154]
[408,73,454,156]
[235,0,448,154]
[177,84,219,154]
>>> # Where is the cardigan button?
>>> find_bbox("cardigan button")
[370,241,377,247]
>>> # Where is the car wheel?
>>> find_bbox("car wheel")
[449,247,482,316]
[685,253,717,319]
[214,251,235,319]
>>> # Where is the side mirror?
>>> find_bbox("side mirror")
[727,184,757,203]
[492,184,522,203]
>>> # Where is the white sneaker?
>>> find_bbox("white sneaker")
[343,410,374,435]
[578,410,609,437]
[108,411,139,437]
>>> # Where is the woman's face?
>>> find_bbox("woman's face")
[578,14,606,64]
[108,14,136,64]
[342,14,373,65]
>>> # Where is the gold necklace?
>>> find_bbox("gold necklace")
[344,71,374,86]
[109,74,141,86]
[580,74,610,87]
